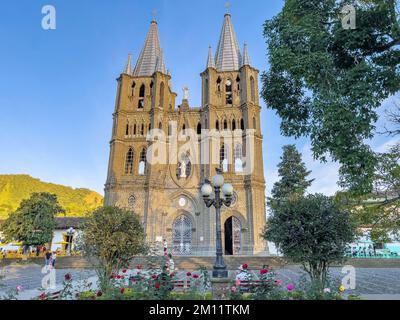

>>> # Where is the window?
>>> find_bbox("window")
[205,78,209,104]
[138,84,145,109]
[125,148,134,174]
[223,119,228,130]
[220,144,228,173]
[216,120,220,131]
[140,124,144,135]
[250,76,255,103]
[159,82,164,108]
[148,123,151,132]
[131,81,136,97]
[133,124,137,135]
[197,122,201,135]
[182,124,186,135]
[158,122,162,130]
[253,116,257,129]
[234,144,243,173]
[217,77,222,92]
[125,122,129,135]
[240,118,245,130]
[236,76,240,91]
[138,148,147,175]
[225,79,232,105]
[232,119,236,131]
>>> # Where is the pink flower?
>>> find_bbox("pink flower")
[235,279,241,286]
[152,274,157,279]
[122,269,127,273]
[136,264,142,270]
[16,285,24,292]
[260,268,268,275]
[64,273,72,281]
[170,273,175,278]
[39,292,46,300]
[231,286,237,293]
[192,274,199,279]
[242,263,248,270]
[275,279,283,285]
[287,283,295,291]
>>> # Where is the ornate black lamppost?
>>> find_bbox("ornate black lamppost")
[201,169,234,278]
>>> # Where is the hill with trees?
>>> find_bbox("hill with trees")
[0,174,103,218]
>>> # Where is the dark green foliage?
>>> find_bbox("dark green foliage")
[271,145,314,204]
[262,0,400,195]
[264,194,356,285]
[0,192,64,246]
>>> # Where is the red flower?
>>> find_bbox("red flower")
[96,291,103,297]
[186,272,192,277]
[170,273,175,277]
[136,264,142,269]
[155,282,161,289]
[152,274,157,279]
[122,269,127,273]
[242,263,248,270]
[64,273,72,281]
[192,274,199,279]
[260,269,268,275]
[120,288,125,294]
[39,292,46,300]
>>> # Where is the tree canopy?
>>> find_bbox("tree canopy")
[262,0,400,195]
[270,145,314,204]
[0,192,65,247]
[264,194,356,285]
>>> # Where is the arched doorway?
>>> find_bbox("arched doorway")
[224,216,241,255]
[172,215,192,255]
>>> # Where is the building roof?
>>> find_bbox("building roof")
[214,14,242,71]
[206,46,216,69]
[0,217,86,230]
[132,20,166,76]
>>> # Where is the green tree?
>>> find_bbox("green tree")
[79,206,147,290]
[270,145,314,205]
[262,0,400,195]
[0,192,64,247]
[264,194,356,286]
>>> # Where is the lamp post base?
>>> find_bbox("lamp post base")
[212,269,228,278]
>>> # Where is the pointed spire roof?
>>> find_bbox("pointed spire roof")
[123,53,132,74]
[155,49,166,73]
[242,43,252,67]
[215,14,242,72]
[206,46,216,69]
[133,20,166,77]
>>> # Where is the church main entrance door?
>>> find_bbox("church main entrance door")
[172,215,192,255]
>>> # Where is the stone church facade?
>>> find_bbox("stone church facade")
[104,13,267,256]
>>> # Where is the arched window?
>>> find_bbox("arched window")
[125,122,129,136]
[216,120,220,131]
[250,76,255,103]
[236,76,240,91]
[131,81,136,97]
[159,82,164,108]
[217,77,222,92]
[232,119,236,131]
[225,79,232,105]
[240,118,245,130]
[234,144,243,173]
[133,124,137,135]
[138,84,145,108]
[125,148,134,174]
[158,122,162,130]
[182,124,186,135]
[205,78,209,104]
[220,144,228,172]
[223,119,228,130]
[140,123,144,135]
[253,116,257,129]
[138,148,147,175]
[197,122,202,135]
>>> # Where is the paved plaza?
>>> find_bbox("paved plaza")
[1,262,400,299]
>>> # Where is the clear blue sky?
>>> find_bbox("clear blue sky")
[0,0,397,195]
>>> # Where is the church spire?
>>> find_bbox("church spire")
[242,43,252,67]
[123,53,132,75]
[215,13,242,71]
[155,49,166,73]
[206,46,216,69]
[133,20,166,77]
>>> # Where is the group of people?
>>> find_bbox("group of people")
[44,251,57,269]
